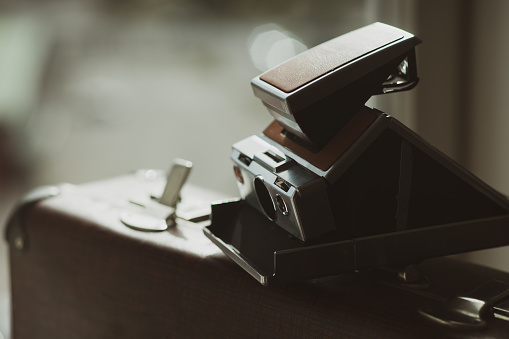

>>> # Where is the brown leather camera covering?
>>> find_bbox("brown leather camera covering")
[263,106,378,171]
[259,26,402,93]
[8,174,509,338]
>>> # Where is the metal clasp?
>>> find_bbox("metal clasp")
[120,159,192,232]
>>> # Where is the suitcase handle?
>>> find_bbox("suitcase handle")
[5,185,60,251]
[419,280,509,330]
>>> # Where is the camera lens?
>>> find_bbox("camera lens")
[254,176,276,221]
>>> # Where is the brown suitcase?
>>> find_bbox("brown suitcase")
[5,171,509,338]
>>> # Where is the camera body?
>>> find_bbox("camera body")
[233,22,421,241]
[204,23,509,285]
[231,135,334,241]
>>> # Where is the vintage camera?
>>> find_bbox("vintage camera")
[205,23,509,285]
[233,22,421,241]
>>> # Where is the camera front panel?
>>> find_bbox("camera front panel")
[232,135,335,241]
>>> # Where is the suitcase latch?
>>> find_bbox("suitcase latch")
[120,159,192,232]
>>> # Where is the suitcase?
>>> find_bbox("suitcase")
[5,170,509,338]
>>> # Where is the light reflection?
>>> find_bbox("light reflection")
[248,24,307,72]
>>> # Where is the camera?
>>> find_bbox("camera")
[205,23,509,285]
[233,22,421,241]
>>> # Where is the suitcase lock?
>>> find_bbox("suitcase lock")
[121,159,192,232]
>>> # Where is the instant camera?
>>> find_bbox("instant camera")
[204,23,509,286]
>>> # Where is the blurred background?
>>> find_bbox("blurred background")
[1,0,509,336]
